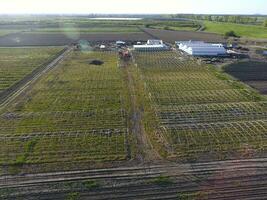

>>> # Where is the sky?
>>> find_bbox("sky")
[0,0,266,15]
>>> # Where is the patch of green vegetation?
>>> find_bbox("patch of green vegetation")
[66,192,80,200]
[0,47,64,92]
[150,175,173,186]
[63,180,100,191]
[225,30,239,38]
[83,180,100,189]
[144,20,199,31]
[14,139,38,165]
[204,21,267,39]
[0,30,20,37]
[0,51,131,170]
[177,191,209,200]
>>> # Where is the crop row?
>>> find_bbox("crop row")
[133,51,267,160]
[0,47,64,93]
[0,51,131,170]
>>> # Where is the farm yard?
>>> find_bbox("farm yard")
[133,51,267,161]
[0,47,64,95]
[0,51,131,174]
[224,61,267,94]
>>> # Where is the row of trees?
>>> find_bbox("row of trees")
[173,14,267,26]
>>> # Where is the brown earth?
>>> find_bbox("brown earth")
[142,28,226,43]
[224,61,267,94]
[245,81,267,94]
[0,32,151,46]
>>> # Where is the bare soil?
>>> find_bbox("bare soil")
[142,28,226,43]
[224,61,267,94]
[0,32,151,46]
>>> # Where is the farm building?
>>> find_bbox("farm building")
[116,41,126,47]
[176,41,226,56]
[133,40,168,51]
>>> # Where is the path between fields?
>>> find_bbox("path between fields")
[0,45,73,111]
[123,59,161,163]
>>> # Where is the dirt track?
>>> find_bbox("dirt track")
[1,158,267,199]
[122,59,161,163]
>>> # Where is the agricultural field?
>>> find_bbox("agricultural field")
[133,51,267,161]
[0,32,151,46]
[224,61,267,94]
[27,27,141,34]
[0,47,64,95]
[0,51,131,174]
[144,19,199,31]
[204,21,267,39]
[142,28,225,43]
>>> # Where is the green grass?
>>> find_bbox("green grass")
[0,30,20,37]
[149,25,197,31]
[0,51,131,170]
[0,47,64,93]
[150,175,173,186]
[204,21,267,39]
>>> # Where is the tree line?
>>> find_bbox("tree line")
[173,14,267,27]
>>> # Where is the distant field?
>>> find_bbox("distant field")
[142,28,225,43]
[149,25,196,31]
[0,47,63,94]
[0,51,131,174]
[133,51,267,161]
[224,61,267,94]
[204,21,267,39]
[0,30,20,37]
[27,26,141,33]
[0,32,151,46]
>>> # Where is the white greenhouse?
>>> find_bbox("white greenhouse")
[133,40,169,51]
[176,41,226,56]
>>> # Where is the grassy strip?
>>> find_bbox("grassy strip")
[203,21,267,39]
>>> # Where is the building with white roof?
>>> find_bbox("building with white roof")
[133,40,168,51]
[176,41,226,56]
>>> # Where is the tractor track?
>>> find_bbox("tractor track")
[1,158,267,199]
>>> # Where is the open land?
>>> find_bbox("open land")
[0,47,64,103]
[133,51,267,161]
[0,15,267,200]
[0,51,132,174]
[1,49,267,199]
[224,61,267,94]
[142,28,226,43]
[204,21,267,39]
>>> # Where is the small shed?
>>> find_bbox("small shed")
[116,41,126,46]
[100,45,106,49]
